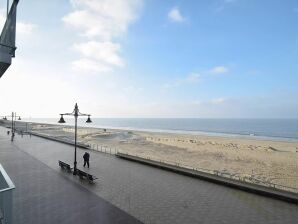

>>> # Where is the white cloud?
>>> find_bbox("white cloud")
[209,66,229,74]
[63,0,143,73]
[17,22,37,35]
[0,10,37,36]
[72,58,112,73]
[168,7,185,23]
[73,41,124,67]
[64,0,143,39]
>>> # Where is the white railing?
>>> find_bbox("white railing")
[0,164,15,224]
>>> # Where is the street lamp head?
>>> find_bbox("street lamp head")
[86,115,92,123]
[58,115,66,123]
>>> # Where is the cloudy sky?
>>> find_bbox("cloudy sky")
[0,0,297,118]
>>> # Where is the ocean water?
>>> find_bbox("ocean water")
[23,118,298,141]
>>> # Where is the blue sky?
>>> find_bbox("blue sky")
[0,0,297,118]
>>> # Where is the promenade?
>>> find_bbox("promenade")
[1,126,298,223]
[0,127,141,224]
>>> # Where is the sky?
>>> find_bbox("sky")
[0,0,298,118]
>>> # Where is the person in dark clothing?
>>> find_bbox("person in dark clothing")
[83,152,90,168]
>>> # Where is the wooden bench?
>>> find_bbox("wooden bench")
[76,169,98,183]
[58,160,73,173]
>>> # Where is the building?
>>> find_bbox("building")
[0,0,19,78]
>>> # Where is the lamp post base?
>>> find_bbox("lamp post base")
[73,161,77,175]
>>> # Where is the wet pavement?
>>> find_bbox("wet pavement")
[0,127,141,224]
[1,126,298,224]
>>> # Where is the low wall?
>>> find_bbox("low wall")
[116,152,298,205]
[29,132,90,149]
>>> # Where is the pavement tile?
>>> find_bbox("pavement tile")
[1,127,298,224]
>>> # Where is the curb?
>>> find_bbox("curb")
[29,132,90,149]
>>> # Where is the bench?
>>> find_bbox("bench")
[76,169,98,183]
[58,160,73,173]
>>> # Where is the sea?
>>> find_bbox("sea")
[22,118,298,142]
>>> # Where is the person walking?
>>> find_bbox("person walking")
[83,152,90,168]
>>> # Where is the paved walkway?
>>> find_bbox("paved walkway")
[0,127,141,224]
[1,127,298,223]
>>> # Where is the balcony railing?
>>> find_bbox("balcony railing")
[0,164,15,224]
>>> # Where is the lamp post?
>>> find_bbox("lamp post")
[10,112,21,133]
[1,112,21,141]
[58,103,92,175]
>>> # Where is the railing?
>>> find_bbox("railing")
[87,144,298,193]
[116,151,298,194]
[89,143,118,155]
[0,164,15,224]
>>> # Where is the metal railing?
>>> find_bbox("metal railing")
[0,164,15,224]
[89,143,118,155]
[116,151,298,194]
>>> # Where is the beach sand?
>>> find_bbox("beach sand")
[20,122,298,191]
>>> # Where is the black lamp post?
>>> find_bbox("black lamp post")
[11,112,21,141]
[1,112,21,141]
[58,103,92,175]
[11,112,21,131]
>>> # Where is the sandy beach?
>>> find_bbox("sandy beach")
[9,122,298,191]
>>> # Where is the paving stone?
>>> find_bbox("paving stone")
[0,127,141,224]
[1,127,298,224]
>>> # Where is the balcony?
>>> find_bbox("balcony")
[0,0,19,78]
[0,164,15,224]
